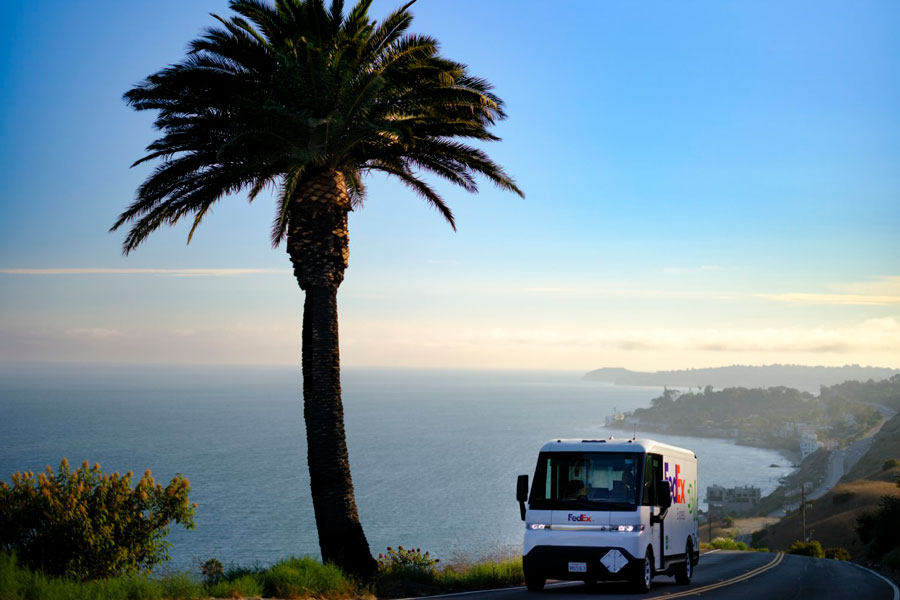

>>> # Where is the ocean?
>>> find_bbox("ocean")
[0,364,794,570]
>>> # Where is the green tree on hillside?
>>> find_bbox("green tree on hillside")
[856,477,900,564]
[112,0,521,578]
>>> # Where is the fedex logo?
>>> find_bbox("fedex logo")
[663,462,686,505]
[568,514,592,522]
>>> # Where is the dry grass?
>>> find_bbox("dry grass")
[754,475,899,554]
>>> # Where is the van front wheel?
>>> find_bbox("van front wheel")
[631,550,653,593]
[524,568,545,592]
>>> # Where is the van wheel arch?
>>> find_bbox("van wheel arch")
[631,546,654,592]
[675,538,694,584]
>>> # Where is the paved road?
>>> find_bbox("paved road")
[770,402,899,516]
[417,552,898,600]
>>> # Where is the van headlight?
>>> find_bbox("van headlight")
[611,524,643,532]
[527,523,550,530]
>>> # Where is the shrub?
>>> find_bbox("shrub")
[0,459,195,580]
[378,546,439,574]
[200,558,224,586]
[377,545,440,586]
[709,537,748,551]
[787,540,824,558]
[437,557,523,591]
[856,478,900,560]
[883,458,900,471]
[261,556,356,599]
[824,547,851,561]
[207,574,264,598]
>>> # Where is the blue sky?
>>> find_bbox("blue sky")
[1,0,898,370]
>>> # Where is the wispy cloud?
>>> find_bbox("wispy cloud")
[759,276,900,306]
[662,265,725,275]
[0,268,288,277]
[471,317,900,354]
[758,293,900,306]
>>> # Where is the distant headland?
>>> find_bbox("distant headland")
[582,364,899,392]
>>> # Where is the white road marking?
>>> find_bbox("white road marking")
[851,562,899,600]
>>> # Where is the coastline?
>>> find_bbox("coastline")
[607,421,801,467]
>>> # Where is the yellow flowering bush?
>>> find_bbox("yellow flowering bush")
[0,458,195,580]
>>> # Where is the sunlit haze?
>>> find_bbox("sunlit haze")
[1,1,898,371]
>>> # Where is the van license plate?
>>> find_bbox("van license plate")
[568,562,587,573]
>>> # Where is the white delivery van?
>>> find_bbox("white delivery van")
[516,438,699,592]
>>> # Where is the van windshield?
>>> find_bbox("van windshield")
[529,451,643,511]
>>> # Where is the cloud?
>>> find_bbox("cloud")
[758,275,900,306]
[0,268,287,277]
[661,265,725,275]
[464,317,900,354]
[834,276,900,296]
[758,293,900,306]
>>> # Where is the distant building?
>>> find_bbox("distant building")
[800,436,822,459]
[604,409,625,427]
[707,484,761,516]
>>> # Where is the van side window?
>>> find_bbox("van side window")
[642,453,662,506]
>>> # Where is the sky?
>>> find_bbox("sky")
[0,0,898,371]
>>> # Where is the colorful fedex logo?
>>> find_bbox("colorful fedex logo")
[663,462,686,504]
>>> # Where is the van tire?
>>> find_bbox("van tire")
[675,539,693,584]
[524,569,545,592]
[631,549,653,593]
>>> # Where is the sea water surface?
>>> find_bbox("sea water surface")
[0,364,793,569]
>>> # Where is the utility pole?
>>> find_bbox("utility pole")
[800,482,806,541]
[708,504,713,543]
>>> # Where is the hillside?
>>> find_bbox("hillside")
[752,468,898,554]
[583,364,899,392]
[607,384,884,457]
[753,412,900,578]
[845,411,900,480]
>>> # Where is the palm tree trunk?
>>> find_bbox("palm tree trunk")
[301,284,376,578]
[287,170,377,580]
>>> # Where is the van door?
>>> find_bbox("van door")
[642,453,664,570]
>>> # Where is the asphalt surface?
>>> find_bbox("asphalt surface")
[415,551,898,600]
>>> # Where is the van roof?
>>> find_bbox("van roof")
[538,438,697,460]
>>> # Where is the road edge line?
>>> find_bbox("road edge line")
[393,580,579,600]
[851,562,899,600]
[645,551,784,600]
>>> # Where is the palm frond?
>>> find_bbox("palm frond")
[117,0,521,254]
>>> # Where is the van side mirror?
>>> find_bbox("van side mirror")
[517,474,529,521]
[517,475,529,502]
[657,480,672,509]
[651,481,671,525]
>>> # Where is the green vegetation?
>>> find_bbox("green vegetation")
[0,459,195,580]
[376,550,523,598]
[856,477,900,568]
[788,540,825,558]
[820,375,900,412]
[0,548,525,600]
[614,383,883,454]
[0,552,203,600]
[707,537,749,551]
[825,547,851,560]
[786,541,850,561]
[846,412,900,481]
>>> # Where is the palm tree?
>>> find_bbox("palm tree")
[112,0,522,579]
